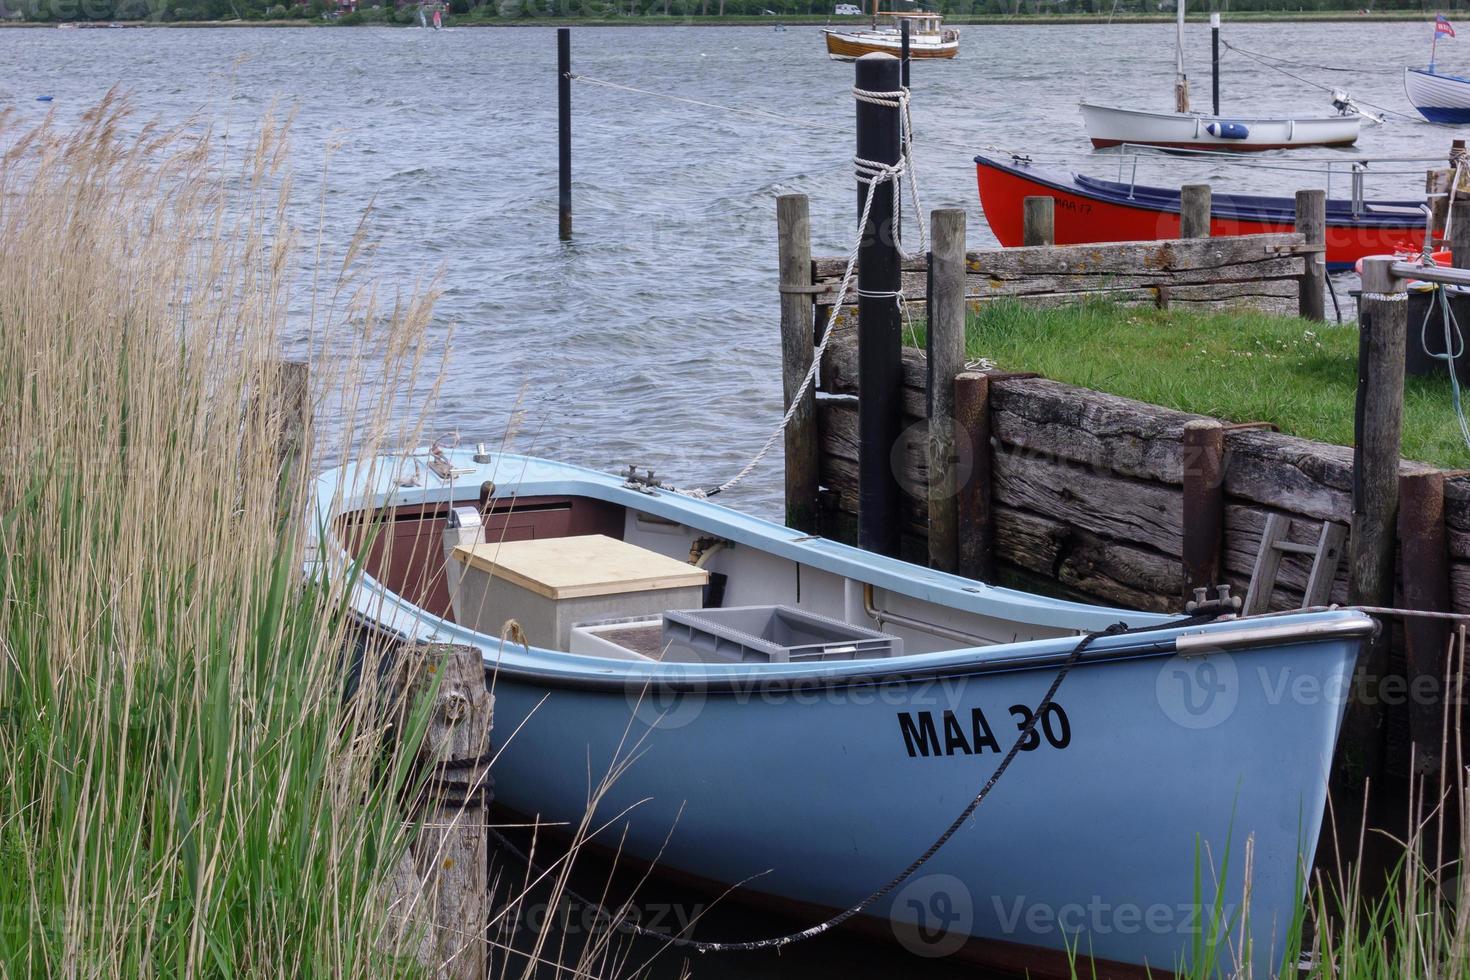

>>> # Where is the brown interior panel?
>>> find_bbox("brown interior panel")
[336,495,626,620]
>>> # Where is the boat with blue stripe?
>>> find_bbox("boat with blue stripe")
[317,448,1372,977]
[1405,66,1470,124]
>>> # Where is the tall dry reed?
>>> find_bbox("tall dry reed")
[0,92,444,976]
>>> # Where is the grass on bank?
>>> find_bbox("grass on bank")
[936,299,1470,471]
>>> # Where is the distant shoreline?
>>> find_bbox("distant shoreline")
[0,11,1446,29]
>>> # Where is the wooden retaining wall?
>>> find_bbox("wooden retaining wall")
[816,330,1470,617]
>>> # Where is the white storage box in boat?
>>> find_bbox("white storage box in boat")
[662,605,902,663]
[448,534,707,651]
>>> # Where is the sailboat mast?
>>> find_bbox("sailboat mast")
[1174,0,1191,113]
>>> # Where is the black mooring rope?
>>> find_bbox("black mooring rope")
[490,620,1142,954]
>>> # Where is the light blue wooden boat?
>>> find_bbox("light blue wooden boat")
[314,449,1372,978]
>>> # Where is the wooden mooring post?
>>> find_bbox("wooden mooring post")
[1296,189,1327,323]
[1180,183,1212,239]
[778,193,819,533]
[558,28,572,241]
[386,643,493,980]
[954,372,993,583]
[1343,256,1408,784]
[1180,418,1225,600]
[1398,469,1452,775]
[855,52,903,558]
[927,209,967,573]
[1022,196,1054,247]
[1351,257,1408,610]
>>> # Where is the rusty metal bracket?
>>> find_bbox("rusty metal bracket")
[1267,243,1326,256]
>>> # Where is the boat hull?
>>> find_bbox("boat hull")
[488,630,1357,977]
[321,451,1373,978]
[1079,103,1360,152]
[975,154,1427,270]
[1404,66,1470,124]
[823,29,958,60]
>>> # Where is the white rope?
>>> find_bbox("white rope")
[683,85,925,499]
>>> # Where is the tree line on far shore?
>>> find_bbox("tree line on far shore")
[1,0,1455,25]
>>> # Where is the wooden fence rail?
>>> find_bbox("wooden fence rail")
[811,232,1317,317]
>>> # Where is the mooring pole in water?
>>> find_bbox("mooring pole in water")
[558,28,572,241]
[1211,12,1221,116]
[900,19,910,88]
[855,52,903,558]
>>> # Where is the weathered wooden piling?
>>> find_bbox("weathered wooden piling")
[1022,196,1055,247]
[1180,418,1225,599]
[778,194,819,534]
[927,209,967,573]
[558,28,572,241]
[1343,257,1408,784]
[1180,184,1212,239]
[388,643,493,980]
[1295,189,1326,323]
[1398,469,1452,774]
[954,372,992,583]
[1351,257,1408,609]
[855,52,903,558]
[1451,197,1470,270]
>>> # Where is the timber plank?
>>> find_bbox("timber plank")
[993,506,1180,613]
[991,450,1184,556]
[812,233,1305,280]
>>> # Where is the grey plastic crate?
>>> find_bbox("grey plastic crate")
[661,604,902,664]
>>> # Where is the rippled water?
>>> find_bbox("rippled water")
[3,21,1456,518]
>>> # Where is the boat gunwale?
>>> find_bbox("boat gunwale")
[318,451,1374,691]
[1078,101,1363,128]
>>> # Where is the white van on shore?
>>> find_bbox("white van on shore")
[834,3,863,14]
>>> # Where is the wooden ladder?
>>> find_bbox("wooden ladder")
[1243,514,1349,615]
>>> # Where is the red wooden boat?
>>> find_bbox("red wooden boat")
[975,154,1427,270]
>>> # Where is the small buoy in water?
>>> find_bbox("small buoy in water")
[36,95,53,102]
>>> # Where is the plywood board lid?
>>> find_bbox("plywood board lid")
[450,534,709,600]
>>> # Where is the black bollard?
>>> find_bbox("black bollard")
[855,53,903,558]
[558,28,572,241]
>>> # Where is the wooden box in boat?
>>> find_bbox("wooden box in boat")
[448,533,707,649]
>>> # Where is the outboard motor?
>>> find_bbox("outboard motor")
[1332,88,1385,124]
